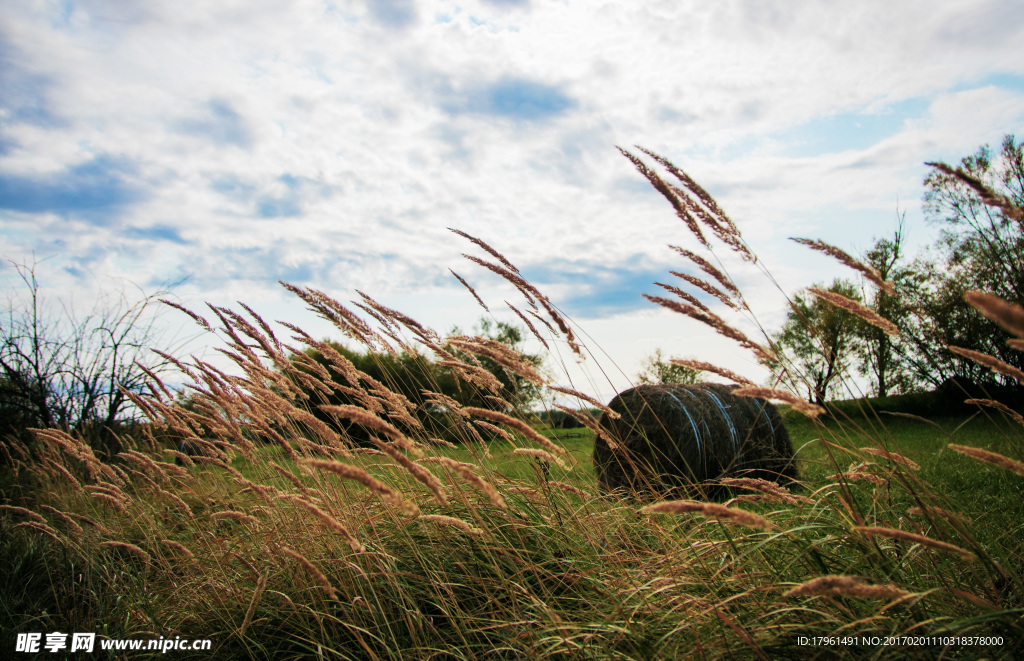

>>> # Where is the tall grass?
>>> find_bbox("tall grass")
[2,149,1023,659]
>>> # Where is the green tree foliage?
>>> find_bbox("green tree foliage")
[636,348,703,386]
[445,318,545,413]
[898,134,1024,387]
[855,219,919,396]
[291,318,544,444]
[768,279,861,406]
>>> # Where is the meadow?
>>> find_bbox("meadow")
[2,149,1023,660]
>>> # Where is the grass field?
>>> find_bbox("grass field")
[5,398,1021,659]
[3,151,1024,659]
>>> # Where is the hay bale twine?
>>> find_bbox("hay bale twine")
[593,383,796,498]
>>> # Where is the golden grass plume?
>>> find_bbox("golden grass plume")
[641,500,769,529]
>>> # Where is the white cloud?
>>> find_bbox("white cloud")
[2,0,1024,401]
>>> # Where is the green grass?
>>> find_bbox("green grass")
[5,400,1023,659]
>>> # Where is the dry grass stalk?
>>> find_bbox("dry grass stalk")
[964,398,1024,426]
[449,269,489,311]
[670,271,738,309]
[279,281,375,348]
[356,290,431,340]
[784,575,910,600]
[303,459,418,517]
[278,494,364,552]
[236,300,282,351]
[463,407,569,461]
[654,282,712,313]
[507,302,550,349]
[62,512,113,536]
[461,254,540,307]
[547,481,591,498]
[947,346,1024,384]
[617,147,710,248]
[449,228,521,274]
[90,492,129,514]
[12,521,64,541]
[210,511,260,526]
[512,448,568,470]
[528,308,555,332]
[86,484,130,505]
[878,411,946,431]
[506,486,540,497]
[160,539,195,559]
[1009,338,1024,351]
[421,390,467,417]
[926,161,1024,221]
[859,448,921,471]
[474,420,514,442]
[279,547,338,599]
[372,439,448,506]
[118,450,170,483]
[669,246,741,297]
[437,360,504,393]
[536,297,583,358]
[159,298,214,331]
[641,500,769,529]
[547,385,620,419]
[853,526,976,561]
[100,541,151,567]
[718,478,812,505]
[833,462,888,486]
[636,147,742,235]
[319,404,421,456]
[424,457,507,510]
[157,488,194,515]
[553,404,619,449]
[809,288,898,336]
[0,505,47,524]
[38,506,85,536]
[732,386,826,419]
[417,514,484,536]
[791,238,895,293]
[964,290,1024,338]
[948,443,1024,476]
[669,359,754,386]
[642,295,774,362]
[448,336,545,385]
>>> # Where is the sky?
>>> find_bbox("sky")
[2,0,1024,404]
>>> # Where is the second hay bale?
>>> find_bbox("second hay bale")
[593,383,797,498]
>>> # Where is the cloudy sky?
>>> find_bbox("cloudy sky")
[2,0,1024,402]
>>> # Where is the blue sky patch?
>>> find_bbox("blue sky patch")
[0,154,144,217]
[125,224,188,244]
[255,174,323,218]
[441,77,576,121]
[367,0,417,29]
[767,97,930,158]
[522,261,675,318]
[0,39,64,128]
[176,99,252,148]
[209,173,256,201]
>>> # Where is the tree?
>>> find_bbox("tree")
[855,217,919,396]
[0,259,173,460]
[923,134,1024,303]
[290,317,545,444]
[768,279,861,406]
[444,317,546,414]
[903,134,1024,386]
[636,348,703,386]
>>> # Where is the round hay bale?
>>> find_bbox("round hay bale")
[593,383,797,499]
